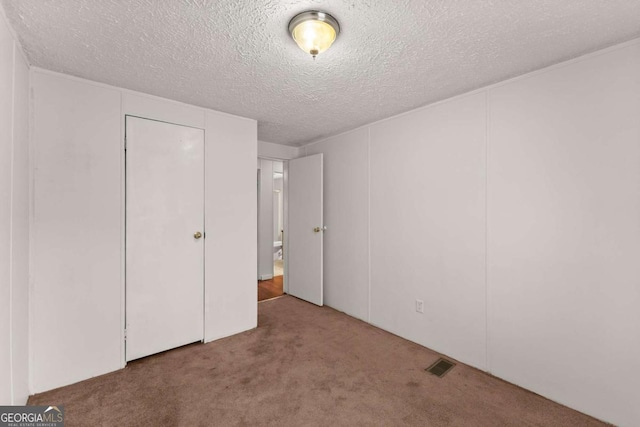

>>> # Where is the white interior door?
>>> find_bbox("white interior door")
[288,153,323,306]
[126,116,204,361]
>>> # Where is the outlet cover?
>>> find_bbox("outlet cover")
[416,299,424,313]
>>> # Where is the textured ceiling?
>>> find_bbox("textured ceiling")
[2,1,640,146]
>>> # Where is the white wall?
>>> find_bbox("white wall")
[31,71,122,394]
[30,69,257,393]
[258,140,302,160]
[257,159,274,280]
[0,10,14,407]
[204,110,257,341]
[371,92,488,368]
[303,39,640,426]
[9,32,29,407]
[486,43,640,425]
[0,10,30,405]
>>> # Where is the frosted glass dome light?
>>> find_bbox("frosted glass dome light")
[289,11,340,59]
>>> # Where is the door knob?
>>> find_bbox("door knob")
[194,231,202,239]
[313,226,327,233]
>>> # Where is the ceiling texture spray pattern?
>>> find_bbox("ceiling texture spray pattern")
[3,0,640,146]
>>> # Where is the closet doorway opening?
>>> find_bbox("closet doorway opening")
[257,159,285,301]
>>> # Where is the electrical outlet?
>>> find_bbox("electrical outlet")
[416,299,424,314]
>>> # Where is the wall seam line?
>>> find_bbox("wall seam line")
[367,127,372,324]
[484,89,490,374]
[27,67,35,396]
[120,92,126,368]
[202,111,207,344]
[8,40,17,404]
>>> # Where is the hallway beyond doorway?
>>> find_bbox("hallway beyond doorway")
[258,276,283,302]
[274,259,283,277]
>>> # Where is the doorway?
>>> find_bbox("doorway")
[257,159,285,301]
[273,168,284,277]
[257,153,324,306]
[125,116,205,361]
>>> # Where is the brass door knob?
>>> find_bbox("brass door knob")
[194,231,202,239]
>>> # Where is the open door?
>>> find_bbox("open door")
[287,153,324,306]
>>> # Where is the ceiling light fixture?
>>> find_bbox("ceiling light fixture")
[288,11,340,60]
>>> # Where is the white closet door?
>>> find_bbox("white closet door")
[126,116,204,361]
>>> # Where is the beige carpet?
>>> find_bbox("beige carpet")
[29,296,606,426]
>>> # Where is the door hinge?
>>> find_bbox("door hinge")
[124,328,127,341]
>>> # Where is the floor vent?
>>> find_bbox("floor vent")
[426,358,455,378]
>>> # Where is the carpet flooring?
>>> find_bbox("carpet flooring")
[29,296,606,426]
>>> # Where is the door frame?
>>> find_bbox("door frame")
[258,156,290,295]
[123,114,206,364]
